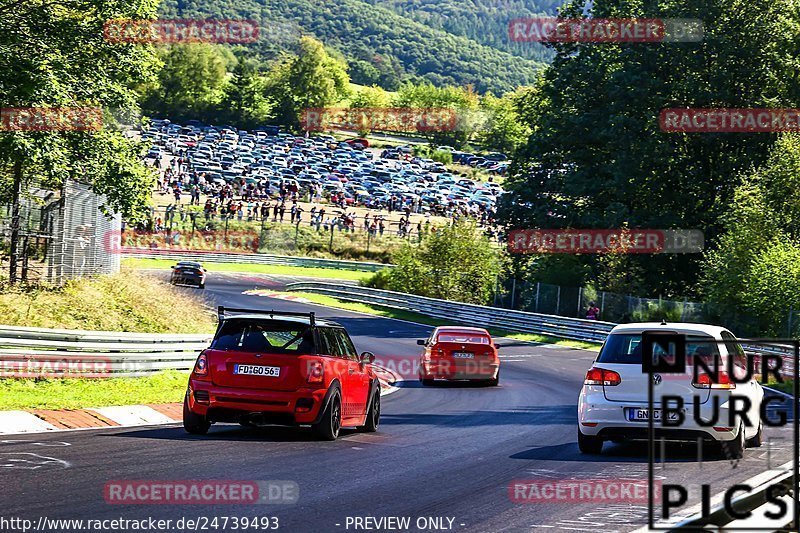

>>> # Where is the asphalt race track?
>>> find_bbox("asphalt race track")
[1,271,795,532]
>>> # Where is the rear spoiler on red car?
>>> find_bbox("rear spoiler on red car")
[216,306,316,327]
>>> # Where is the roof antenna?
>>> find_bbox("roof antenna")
[660,318,667,325]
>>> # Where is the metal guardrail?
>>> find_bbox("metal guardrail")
[637,462,796,531]
[123,250,391,272]
[285,282,616,344]
[0,326,211,377]
[284,282,799,371]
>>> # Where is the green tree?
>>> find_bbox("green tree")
[142,44,234,123]
[702,133,800,334]
[394,82,480,147]
[477,89,533,155]
[0,0,162,282]
[384,221,504,304]
[266,37,350,129]
[349,85,391,135]
[219,60,274,129]
[500,0,800,298]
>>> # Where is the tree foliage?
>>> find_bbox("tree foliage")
[499,0,800,298]
[158,0,546,93]
[382,221,504,305]
[702,134,800,335]
[0,0,161,221]
[142,44,234,123]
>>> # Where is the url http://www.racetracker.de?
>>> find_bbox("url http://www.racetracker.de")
[0,516,281,532]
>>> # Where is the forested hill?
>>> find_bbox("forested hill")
[159,0,555,93]
[360,0,561,61]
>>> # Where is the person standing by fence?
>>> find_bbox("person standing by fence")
[586,302,600,320]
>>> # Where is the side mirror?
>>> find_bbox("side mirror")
[416,339,426,346]
[360,351,375,364]
[170,265,175,269]
[494,343,500,349]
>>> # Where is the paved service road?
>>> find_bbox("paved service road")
[0,271,794,532]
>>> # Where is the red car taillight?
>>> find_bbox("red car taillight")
[584,367,621,386]
[693,371,735,389]
[307,361,324,383]
[193,352,208,376]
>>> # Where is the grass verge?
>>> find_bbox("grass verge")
[124,258,373,282]
[0,370,187,410]
[0,269,215,333]
[286,291,600,350]
[764,379,795,396]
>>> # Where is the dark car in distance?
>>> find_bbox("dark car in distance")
[170,261,206,289]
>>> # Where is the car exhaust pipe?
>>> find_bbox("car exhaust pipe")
[245,413,266,426]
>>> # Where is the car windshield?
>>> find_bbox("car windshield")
[597,333,720,365]
[437,333,490,344]
[212,319,316,354]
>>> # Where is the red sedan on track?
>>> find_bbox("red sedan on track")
[184,307,381,440]
[417,326,500,386]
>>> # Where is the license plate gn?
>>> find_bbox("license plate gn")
[234,364,281,377]
[452,352,474,359]
[627,408,680,422]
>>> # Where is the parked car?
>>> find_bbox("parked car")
[183,308,381,440]
[417,326,500,386]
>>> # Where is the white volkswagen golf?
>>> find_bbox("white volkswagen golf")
[577,322,765,457]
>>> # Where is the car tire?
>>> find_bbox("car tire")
[199,283,205,289]
[361,390,380,433]
[486,371,499,387]
[746,421,764,448]
[183,396,210,435]
[312,392,341,441]
[721,422,746,459]
[577,429,603,454]
[420,377,434,386]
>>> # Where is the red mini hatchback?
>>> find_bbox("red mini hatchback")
[183,307,381,440]
[417,326,500,386]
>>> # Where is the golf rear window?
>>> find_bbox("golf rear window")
[212,319,316,354]
[437,333,490,344]
[597,333,719,364]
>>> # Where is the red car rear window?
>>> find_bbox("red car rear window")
[437,334,490,344]
[212,319,316,354]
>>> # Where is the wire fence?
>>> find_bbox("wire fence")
[0,180,121,285]
[491,278,798,338]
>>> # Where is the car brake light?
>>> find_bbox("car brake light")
[584,367,621,386]
[693,371,735,389]
[307,361,324,383]
[194,352,208,376]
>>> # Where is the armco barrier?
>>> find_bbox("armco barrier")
[634,462,795,531]
[283,282,799,372]
[122,250,391,272]
[284,282,616,343]
[0,325,211,377]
